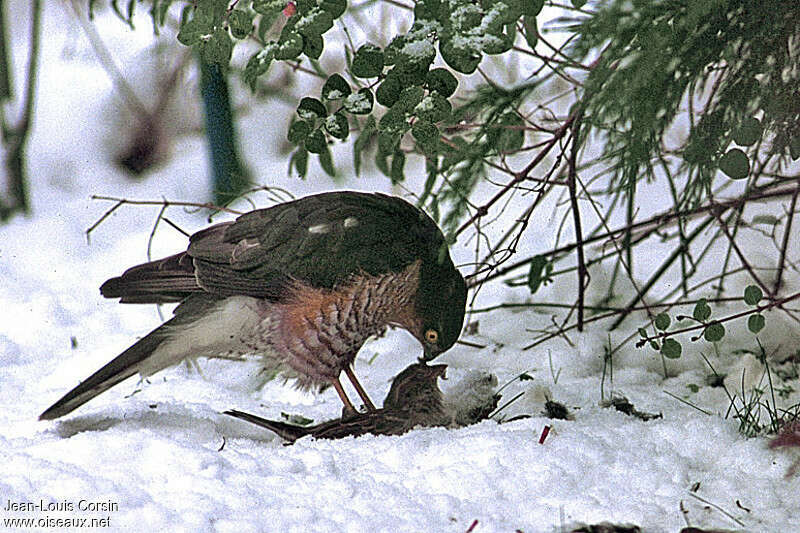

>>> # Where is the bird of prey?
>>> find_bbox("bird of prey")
[225,362,451,442]
[39,191,467,421]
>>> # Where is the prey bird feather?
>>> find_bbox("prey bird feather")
[40,191,467,421]
[225,363,451,442]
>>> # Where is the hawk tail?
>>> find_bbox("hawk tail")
[39,326,169,420]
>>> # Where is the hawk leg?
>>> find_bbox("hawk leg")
[331,377,357,417]
[344,365,376,411]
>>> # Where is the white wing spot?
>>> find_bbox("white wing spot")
[308,223,331,234]
[343,217,359,228]
[231,238,260,261]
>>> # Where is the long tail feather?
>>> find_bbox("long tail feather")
[39,327,168,420]
[224,410,310,442]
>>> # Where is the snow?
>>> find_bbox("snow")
[2,4,800,533]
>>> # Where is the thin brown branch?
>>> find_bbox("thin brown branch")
[86,195,242,242]
[455,112,578,237]
[567,112,586,330]
[773,182,799,296]
[474,181,800,287]
[91,195,242,214]
[146,203,169,262]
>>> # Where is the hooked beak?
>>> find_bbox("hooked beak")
[420,346,438,362]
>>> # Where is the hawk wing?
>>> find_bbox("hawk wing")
[101,191,446,304]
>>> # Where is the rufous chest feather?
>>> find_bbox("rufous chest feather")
[282,260,422,343]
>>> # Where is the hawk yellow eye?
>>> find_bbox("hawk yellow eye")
[425,329,439,343]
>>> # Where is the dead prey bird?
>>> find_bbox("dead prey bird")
[225,363,451,442]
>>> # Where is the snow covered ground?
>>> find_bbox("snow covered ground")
[2,4,799,532]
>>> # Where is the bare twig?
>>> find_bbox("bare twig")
[567,112,586,330]
[773,182,799,296]
[85,195,241,242]
[609,215,716,330]
[475,181,800,287]
[455,112,578,238]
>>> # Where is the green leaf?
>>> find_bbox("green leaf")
[377,131,401,155]
[412,120,439,148]
[693,299,711,321]
[295,7,333,36]
[523,15,538,49]
[395,37,436,73]
[321,74,351,101]
[243,47,276,90]
[439,34,482,74]
[450,3,482,32]
[318,147,336,177]
[638,327,648,338]
[353,115,377,175]
[482,32,513,55]
[378,106,410,136]
[352,44,385,78]
[383,35,405,67]
[650,340,660,351]
[395,86,425,113]
[304,128,327,154]
[743,285,763,306]
[488,1,520,25]
[719,148,750,179]
[571,0,587,7]
[660,338,682,359]
[414,0,441,20]
[751,214,780,226]
[288,120,312,143]
[686,383,700,393]
[375,144,390,176]
[323,112,349,140]
[303,33,324,60]
[654,312,671,331]
[228,9,252,39]
[289,146,309,178]
[275,31,304,60]
[319,0,346,18]
[703,322,725,342]
[297,97,327,120]
[790,136,800,160]
[527,255,548,294]
[523,0,544,16]
[177,10,214,46]
[748,313,766,334]
[426,68,458,98]
[376,73,402,107]
[733,117,762,146]
[414,92,452,123]
[342,88,374,115]
[196,0,226,20]
[252,0,286,15]
[201,27,233,66]
[390,150,406,184]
